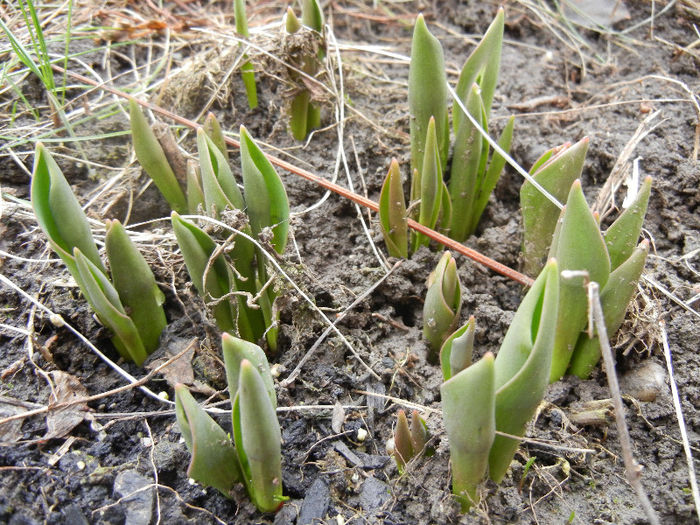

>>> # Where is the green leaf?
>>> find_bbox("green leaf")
[186,161,205,214]
[468,115,515,236]
[203,112,229,161]
[489,259,559,482]
[520,138,589,276]
[568,240,649,378]
[285,7,302,33]
[454,8,504,132]
[232,360,286,513]
[74,248,148,365]
[105,219,166,354]
[604,176,651,270]
[448,84,484,242]
[423,251,462,361]
[171,213,236,333]
[441,352,495,511]
[129,100,187,213]
[30,143,104,279]
[222,333,276,409]
[409,14,448,191]
[289,90,310,141]
[379,158,408,258]
[174,384,242,496]
[197,128,244,215]
[234,0,258,109]
[549,181,610,382]
[301,0,324,32]
[413,116,443,251]
[239,125,290,255]
[440,315,476,381]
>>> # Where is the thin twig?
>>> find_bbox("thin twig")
[590,281,660,525]
[660,320,700,523]
[0,340,194,427]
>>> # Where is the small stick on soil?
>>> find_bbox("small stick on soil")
[0,339,195,427]
[660,320,700,523]
[590,282,660,525]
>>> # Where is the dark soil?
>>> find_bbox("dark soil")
[1,1,699,524]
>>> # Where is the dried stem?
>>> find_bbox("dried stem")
[589,281,660,525]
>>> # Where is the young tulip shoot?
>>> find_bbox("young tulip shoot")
[129,100,187,213]
[568,240,649,378]
[175,384,242,496]
[392,409,430,474]
[424,251,462,361]
[233,359,286,513]
[31,142,104,280]
[378,158,408,258]
[234,0,258,109]
[440,316,476,381]
[413,116,443,251]
[441,352,495,511]
[548,181,611,382]
[409,14,448,194]
[520,138,589,276]
[105,219,166,355]
[489,259,559,482]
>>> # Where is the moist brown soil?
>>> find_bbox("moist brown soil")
[1,1,699,524]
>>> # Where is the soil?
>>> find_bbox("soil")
[1,1,699,524]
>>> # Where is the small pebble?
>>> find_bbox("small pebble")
[356,428,367,442]
[621,361,666,402]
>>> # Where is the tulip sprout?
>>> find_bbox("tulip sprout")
[285,0,325,140]
[423,251,462,362]
[392,409,430,474]
[441,260,560,510]
[31,144,166,365]
[234,0,258,109]
[379,10,514,257]
[175,334,286,513]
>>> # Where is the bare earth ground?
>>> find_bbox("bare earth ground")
[0,1,699,524]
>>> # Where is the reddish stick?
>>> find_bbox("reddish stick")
[52,65,533,287]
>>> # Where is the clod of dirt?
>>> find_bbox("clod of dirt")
[113,470,154,525]
[620,360,667,402]
[298,477,330,525]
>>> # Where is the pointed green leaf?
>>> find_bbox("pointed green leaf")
[379,159,408,258]
[604,176,651,270]
[105,219,166,354]
[520,138,589,276]
[171,213,236,333]
[549,181,610,382]
[240,126,290,254]
[289,90,310,141]
[441,352,495,511]
[30,143,104,278]
[409,14,448,190]
[413,117,443,250]
[449,84,484,242]
[468,115,515,236]
[234,0,258,109]
[222,333,276,409]
[174,384,242,496]
[285,7,302,33]
[569,240,649,378]
[301,0,324,32]
[423,252,462,361]
[203,113,229,162]
[233,360,285,513]
[186,161,205,214]
[74,248,148,365]
[129,100,187,213]
[409,410,429,456]
[440,315,476,381]
[197,128,244,215]
[489,259,559,482]
[455,8,504,130]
